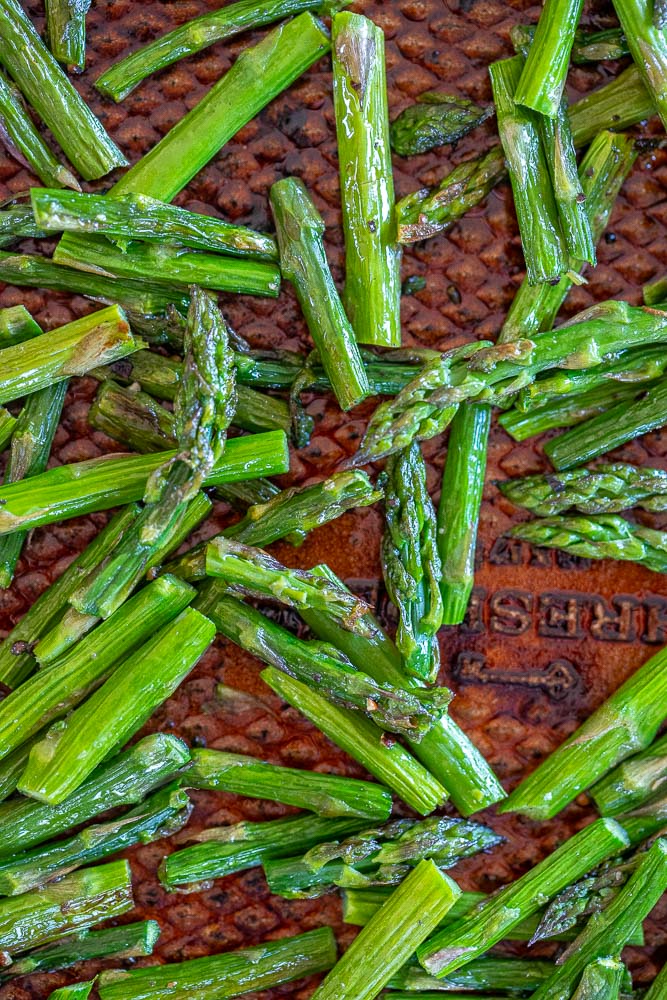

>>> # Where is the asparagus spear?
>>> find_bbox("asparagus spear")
[573,958,626,1000]
[390,92,492,157]
[530,839,667,1000]
[0,733,190,857]
[612,0,667,130]
[0,575,195,761]
[513,0,584,117]
[512,24,629,63]
[45,0,91,71]
[0,72,79,188]
[270,177,369,408]
[160,814,367,890]
[0,729,49,804]
[499,644,667,819]
[0,0,125,179]
[381,442,443,682]
[646,964,667,999]
[0,203,48,246]
[389,956,555,993]
[591,732,667,815]
[644,275,667,306]
[19,609,214,804]
[302,564,505,815]
[500,463,667,516]
[0,303,41,347]
[0,305,140,406]
[0,430,289,536]
[417,819,630,977]
[0,380,68,588]
[3,924,157,981]
[47,983,93,1000]
[331,12,401,347]
[0,408,14,452]
[510,513,667,573]
[312,861,459,1000]
[0,860,133,953]
[97,927,337,1000]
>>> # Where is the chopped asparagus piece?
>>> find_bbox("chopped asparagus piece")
[0,408,15,451]
[47,983,94,1000]
[591,732,667,815]
[569,958,625,999]
[0,73,79,188]
[45,0,91,71]
[390,91,492,156]
[612,0,667,130]
[0,203,49,246]
[389,956,555,993]
[512,24,629,63]
[499,380,650,441]
[514,0,584,117]
[500,463,667,515]
[0,303,41,347]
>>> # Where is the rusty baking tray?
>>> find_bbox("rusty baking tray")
[1,0,666,996]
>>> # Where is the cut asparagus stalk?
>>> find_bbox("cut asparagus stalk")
[0,303,41,347]
[0,575,195,761]
[47,983,94,1000]
[500,463,667,516]
[0,380,68,588]
[416,818,630,977]
[389,956,555,993]
[262,667,446,815]
[645,275,667,306]
[514,0,584,117]
[303,564,505,815]
[0,203,49,246]
[513,24,629,63]
[646,963,667,999]
[32,188,278,260]
[19,608,214,804]
[0,733,190,857]
[233,385,291,435]
[312,861,460,1000]
[0,0,126,179]
[97,926,337,1000]
[390,92,492,157]
[591,732,667,815]
[96,0,347,102]
[616,793,667,844]
[0,73,79,189]
[0,729,48,804]
[0,860,133,953]
[568,958,626,1000]
[530,838,667,1000]
[489,56,566,283]
[0,430,289,536]
[0,305,140,406]
[0,408,14,452]
[92,349,182,399]
[331,12,400,347]
[45,0,91,72]
[187,748,392,820]
[270,177,369,408]
[612,0,667,130]
[499,645,667,819]
[160,815,367,890]
[193,584,451,741]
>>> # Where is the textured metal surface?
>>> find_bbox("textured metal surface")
[0,0,666,996]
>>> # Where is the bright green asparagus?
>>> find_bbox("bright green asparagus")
[45,0,91,71]
[0,73,79,188]
[513,0,585,117]
[591,732,667,815]
[500,463,667,515]
[512,24,629,63]
[390,92,492,157]
[612,0,667,130]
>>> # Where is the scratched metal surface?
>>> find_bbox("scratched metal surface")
[0,0,666,996]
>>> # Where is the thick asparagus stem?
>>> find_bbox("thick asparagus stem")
[270,177,369,408]
[500,463,667,516]
[0,305,140,406]
[499,380,650,441]
[499,645,667,819]
[612,0,667,130]
[262,666,447,815]
[19,608,214,804]
[331,12,401,347]
[97,927,337,1000]
[591,732,667,815]
[416,818,630,977]
[0,73,79,188]
[0,304,41,347]
[530,839,667,1000]
[389,957,555,993]
[0,733,190,857]
[0,730,48,804]
[0,204,49,247]
[0,0,125,179]
[0,575,195,761]
[187,748,391,820]
[514,0,584,117]
[0,430,289,536]
[45,0,91,71]
[0,860,133,953]
[312,861,460,1000]
[513,24,629,63]
[390,92,492,157]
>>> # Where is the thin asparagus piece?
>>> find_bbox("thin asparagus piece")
[19,609,214,804]
[97,927,337,1000]
[160,815,367,890]
[530,839,667,1000]
[47,982,93,999]
[499,381,651,441]
[514,0,584,117]
[512,24,629,63]
[644,275,667,305]
[500,463,667,516]
[416,818,630,977]
[510,513,667,573]
[389,957,555,993]
[312,861,459,1000]
[646,964,667,999]
[0,73,79,188]
[270,178,369,408]
[0,303,41,347]
[0,860,133,953]
[1,921,160,981]
[490,56,566,283]
[612,0,667,130]
[32,188,278,260]
[390,92,492,157]
[591,732,667,815]
[0,575,195,761]
[0,408,14,451]
[499,644,667,819]
[45,0,91,71]
[382,442,443,682]
[0,380,68,588]
[0,430,289,536]
[0,733,190,857]
[0,203,48,246]
[331,12,401,347]
[546,375,667,469]
[0,305,140,406]
[303,564,505,815]
[0,0,125,179]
